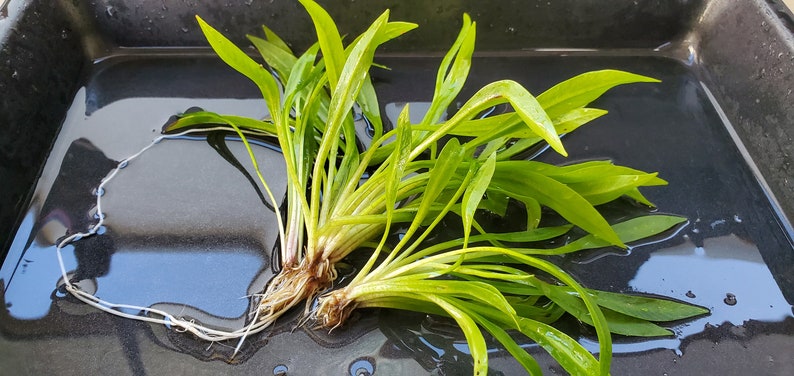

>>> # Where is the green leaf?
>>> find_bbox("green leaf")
[262,24,293,54]
[377,21,419,44]
[247,34,298,82]
[540,282,673,337]
[540,161,667,186]
[478,190,510,217]
[491,165,623,246]
[195,16,282,125]
[515,317,603,376]
[462,153,496,247]
[368,16,474,164]
[424,13,476,126]
[581,289,709,322]
[311,10,389,230]
[458,303,543,376]
[417,80,565,158]
[556,215,687,254]
[299,0,346,91]
[355,279,515,317]
[414,138,467,224]
[496,108,609,160]
[422,294,489,376]
[386,106,413,218]
[461,301,601,376]
[567,173,663,205]
[282,44,320,111]
[163,111,277,135]
[537,69,659,120]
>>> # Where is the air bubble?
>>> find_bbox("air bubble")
[273,364,288,375]
[349,358,375,376]
[723,293,737,306]
[685,290,696,298]
[118,160,129,169]
[94,187,105,196]
[55,284,69,298]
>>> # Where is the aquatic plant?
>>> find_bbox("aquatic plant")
[57,0,708,374]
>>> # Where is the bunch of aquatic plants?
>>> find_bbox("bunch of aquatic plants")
[156,0,708,373]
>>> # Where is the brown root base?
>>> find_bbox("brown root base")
[314,290,357,330]
[256,258,336,325]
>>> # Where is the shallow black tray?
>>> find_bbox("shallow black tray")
[1,1,793,375]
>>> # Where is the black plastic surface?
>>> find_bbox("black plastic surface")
[1,1,793,375]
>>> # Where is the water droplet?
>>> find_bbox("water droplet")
[55,284,69,298]
[106,6,116,17]
[61,29,69,40]
[685,290,696,298]
[273,364,288,375]
[118,160,129,169]
[93,212,106,220]
[11,70,18,79]
[733,214,742,223]
[94,187,105,196]
[181,27,189,33]
[723,293,737,306]
[5,302,12,308]
[349,357,375,376]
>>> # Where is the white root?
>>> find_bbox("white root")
[54,127,284,356]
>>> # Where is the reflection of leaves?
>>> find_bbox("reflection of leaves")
[378,310,506,376]
[302,307,380,348]
[206,131,275,212]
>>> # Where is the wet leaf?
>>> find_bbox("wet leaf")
[491,165,623,246]
[462,153,496,247]
[538,69,660,120]
[195,16,281,124]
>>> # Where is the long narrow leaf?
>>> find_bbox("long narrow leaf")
[491,166,623,246]
[461,153,496,247]
[537,69,659,120]
[195,16,282,125]
[422,294,489,376]
[299,0,346,90]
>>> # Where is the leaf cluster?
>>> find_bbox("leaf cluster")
[163,1,708,374]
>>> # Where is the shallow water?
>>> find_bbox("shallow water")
[1,53,792,374]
